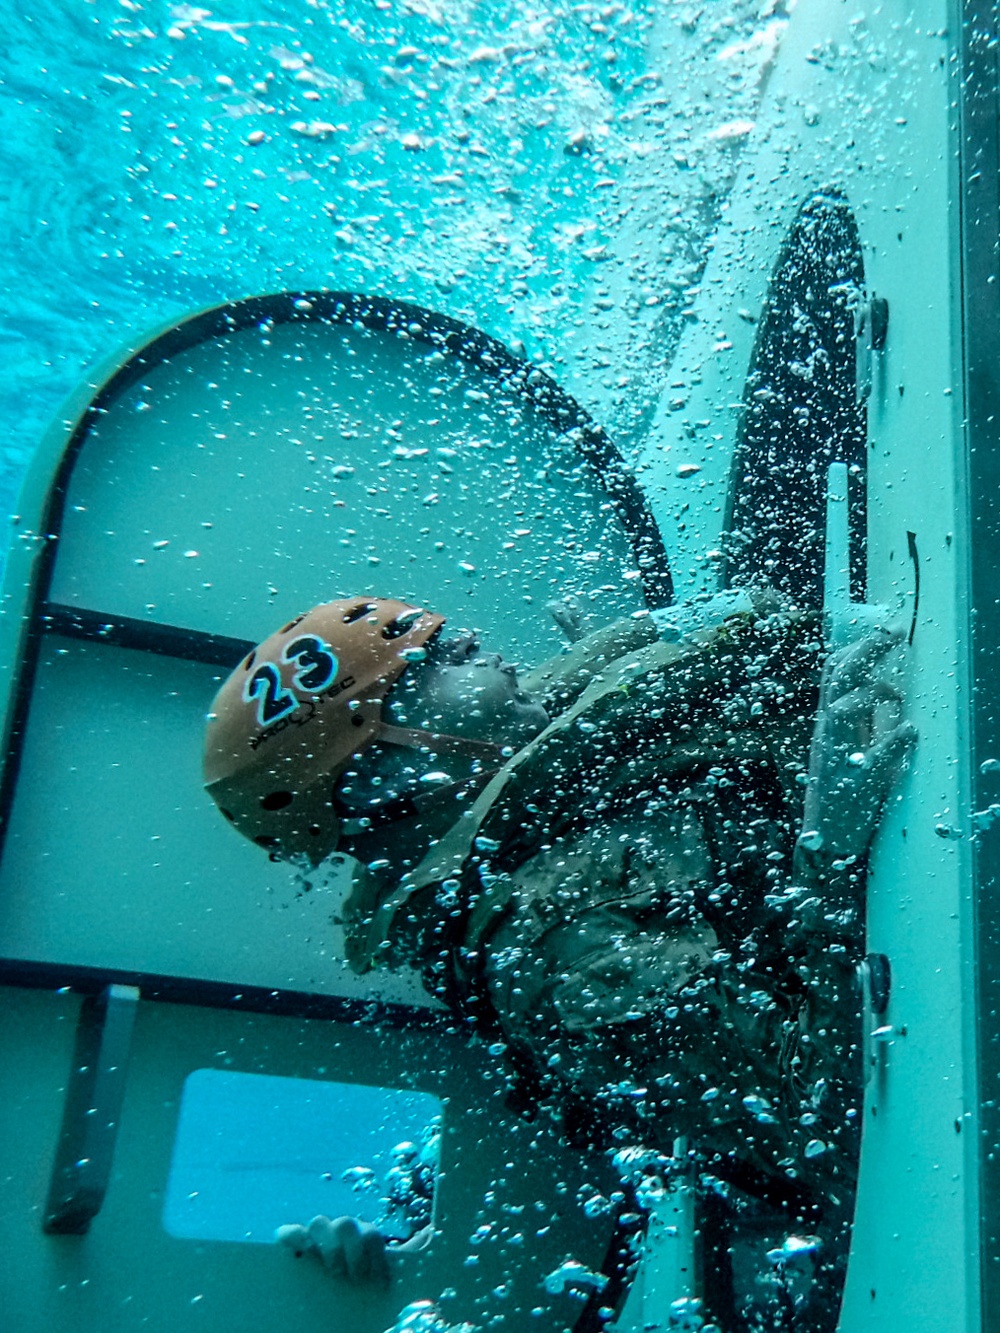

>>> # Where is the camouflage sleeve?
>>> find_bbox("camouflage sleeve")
[757,840,868,961]
[521,588,795,719]
[518,616,660,716]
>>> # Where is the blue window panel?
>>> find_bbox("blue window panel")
[162,1069,441,1244]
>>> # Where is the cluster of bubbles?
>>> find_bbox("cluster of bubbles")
[378,1119,441,1237]
[2,0,789,543]
[343,1115,441,1240]
[383,1300,474,1333]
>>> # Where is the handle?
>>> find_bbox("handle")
[824,462,890,647]
[44,984,140,1235]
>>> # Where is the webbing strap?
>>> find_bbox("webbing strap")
[377,722,507,764]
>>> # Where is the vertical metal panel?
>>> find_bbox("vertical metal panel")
[960,0,1000,1324]
[43,984,139,1234]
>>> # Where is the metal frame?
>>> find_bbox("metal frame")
[1,956,451,1028]
[0,291,673,1024]
[958,2,1000,1321]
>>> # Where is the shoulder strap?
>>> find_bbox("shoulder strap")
[344,609,821,973]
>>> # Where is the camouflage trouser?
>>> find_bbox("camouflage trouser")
[481,831,862,1209]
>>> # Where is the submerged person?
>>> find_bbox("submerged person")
[203,593,913,1325]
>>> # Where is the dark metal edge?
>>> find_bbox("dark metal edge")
[41,602,254,668]
[959,2,1000,1323]
[0,956,452,1031]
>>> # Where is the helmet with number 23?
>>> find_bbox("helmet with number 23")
[203,597,446,862]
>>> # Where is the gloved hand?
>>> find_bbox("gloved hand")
[794,625,916,875]
[545,594,585,643]
[275,1214,391,1286]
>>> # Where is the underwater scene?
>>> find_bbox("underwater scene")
[0,0,780,527]
[0,2,995,1333]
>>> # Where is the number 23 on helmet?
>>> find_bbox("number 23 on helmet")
[203,598,444,862]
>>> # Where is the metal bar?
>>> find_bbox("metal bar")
[40,602,254,668]
[1,956,446,1031]
[43,984,140,1235]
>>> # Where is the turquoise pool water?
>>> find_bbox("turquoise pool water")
[1,0,781,531]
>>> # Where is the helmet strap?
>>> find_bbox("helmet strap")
[377,722,508,765]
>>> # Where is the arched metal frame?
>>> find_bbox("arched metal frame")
[0,290,663,1323]
[0,289,673,1021]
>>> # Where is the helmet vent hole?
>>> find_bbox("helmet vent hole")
[342,602,376,624]
[260,790,294,811]
[383,608,423,639]
[242,651,256,671]
[351,713,365,727]
[280,615,305,635]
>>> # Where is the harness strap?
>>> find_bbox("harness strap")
[377,721,508,764]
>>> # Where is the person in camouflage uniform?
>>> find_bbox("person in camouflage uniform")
[204,593,913,1323]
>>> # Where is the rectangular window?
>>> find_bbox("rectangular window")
[163,1069,441,1244]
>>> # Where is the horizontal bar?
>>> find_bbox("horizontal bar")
[39,602,254,668]
[0,956,448,1032]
